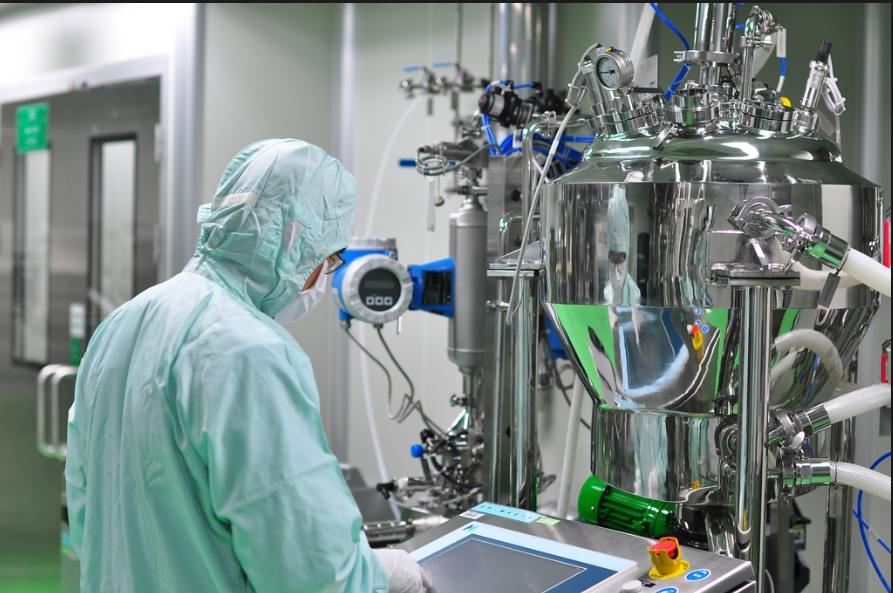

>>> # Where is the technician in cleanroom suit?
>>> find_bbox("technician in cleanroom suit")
[65,139,435,593]
[603,185,641,307]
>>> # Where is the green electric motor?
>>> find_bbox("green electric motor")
[578,475,675,538]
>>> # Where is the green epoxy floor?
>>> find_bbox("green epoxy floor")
[0,553,60,593]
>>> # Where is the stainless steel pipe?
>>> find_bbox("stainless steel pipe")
[510,273,539,510]
[735,285,772,593]
[822,418,855,592]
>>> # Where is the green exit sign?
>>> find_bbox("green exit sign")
[17,102,49,153]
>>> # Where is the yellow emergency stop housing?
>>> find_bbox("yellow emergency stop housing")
[647,536,690,579]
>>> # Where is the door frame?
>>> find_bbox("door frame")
[0,4,205,281]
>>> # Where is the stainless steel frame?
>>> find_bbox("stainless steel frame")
[734,286,772,574]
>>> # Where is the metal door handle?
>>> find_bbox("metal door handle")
[37,364,78,460]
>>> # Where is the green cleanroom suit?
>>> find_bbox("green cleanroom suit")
[65,140,390,592]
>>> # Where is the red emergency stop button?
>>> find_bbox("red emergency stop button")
[648,536,687,577]
[651,539,678,559]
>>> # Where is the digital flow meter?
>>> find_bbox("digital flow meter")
[331,237,454,325]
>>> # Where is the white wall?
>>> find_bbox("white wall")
[201,3,339,427]
[0,4,182,86]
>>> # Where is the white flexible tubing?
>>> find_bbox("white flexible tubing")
[841,248,891,298]
[773,242,859,292]
[770,329,843,388]
[791,261,861,291]
[356,97,423,516]
[506,105,578,325]
[556,378,586,519]
[823,383,891,425]
[358,324,389,484]
[365,96,423,237]
[769,351,798,383]
[831,461,891,503]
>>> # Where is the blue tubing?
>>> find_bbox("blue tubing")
[501,135,514,153]
[532,135,583,160]
[666,63,692,99]
[481,114,500,155]
[857,451,891,592]
[650,4,692,99]
[650,4,690,51]
[503,146,576,169]
[852,509,892,554]
[780,56,786,77]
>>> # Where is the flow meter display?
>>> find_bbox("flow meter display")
[333,252,413,324]
[357,268,403,312]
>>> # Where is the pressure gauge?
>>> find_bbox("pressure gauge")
[594,49,635,92]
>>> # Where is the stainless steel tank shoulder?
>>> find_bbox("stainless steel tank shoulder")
[540,131,883,503]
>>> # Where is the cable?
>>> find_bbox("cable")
[376,326,414,412]
[856,451,891,592]
[804,441,815,457]
[533,135,584,160]
[344,325,394,414]
[376,326,444,433]
[822,55,846,150]
[765,569,775,593]
[649,3,691,98]
[506,105,578,325]
[440,487,482,506]
[804,354,819,406]
[345,324,442,433]
[531,146,574,169]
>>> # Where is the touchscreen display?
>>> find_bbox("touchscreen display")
[420,536,590,593]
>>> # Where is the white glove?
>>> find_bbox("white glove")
[373,548,436,593]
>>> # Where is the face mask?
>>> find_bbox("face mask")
[273,268,327,326]
[609,262,627,296]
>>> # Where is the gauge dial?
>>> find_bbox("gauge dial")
[596,56,621,89]
[594,50,634,92]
